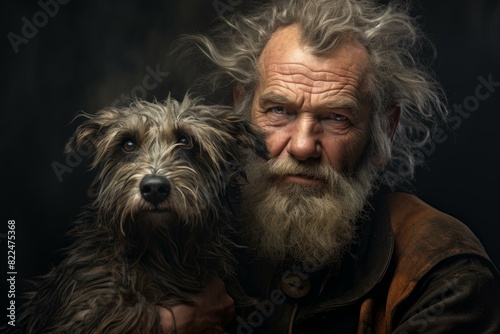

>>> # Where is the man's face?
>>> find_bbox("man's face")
[241,25,376,267]
[251,24,372,177]
[240,24,377,267]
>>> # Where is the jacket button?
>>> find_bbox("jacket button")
[281,273,311,299]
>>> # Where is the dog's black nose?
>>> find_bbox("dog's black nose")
[140,175,170,204]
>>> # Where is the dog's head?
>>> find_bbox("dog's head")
[66,95,267,236]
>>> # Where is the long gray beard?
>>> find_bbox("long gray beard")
[239,155,379,269]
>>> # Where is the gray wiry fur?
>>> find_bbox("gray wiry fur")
[19,96,267,333]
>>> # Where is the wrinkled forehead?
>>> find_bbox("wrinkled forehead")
[258,24,373,93]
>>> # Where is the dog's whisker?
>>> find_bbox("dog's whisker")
[174,184,190,215]
[177,165,198,175]
[165,165,198,178]
[177,183,200,210]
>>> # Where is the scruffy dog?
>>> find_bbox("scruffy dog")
[19,96,267,333]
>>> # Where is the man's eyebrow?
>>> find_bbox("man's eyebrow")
[322,98,361,115]
[258,92,291,105]
[259,92,360,115]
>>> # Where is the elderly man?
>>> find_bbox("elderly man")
[159,0,500,332]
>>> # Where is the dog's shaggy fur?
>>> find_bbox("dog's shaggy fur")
[19,96,267,333]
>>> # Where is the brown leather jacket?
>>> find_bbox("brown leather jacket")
[228,192,500,333]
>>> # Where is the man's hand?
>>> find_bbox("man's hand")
[157,275,235,334]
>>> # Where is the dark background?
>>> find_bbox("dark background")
[1,0,499,315]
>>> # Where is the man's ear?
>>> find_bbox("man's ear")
[387,105,401,140]
[233,83,245,106]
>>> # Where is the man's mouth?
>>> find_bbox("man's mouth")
[277,173,326,188]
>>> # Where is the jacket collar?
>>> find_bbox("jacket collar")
[314,189,394,307]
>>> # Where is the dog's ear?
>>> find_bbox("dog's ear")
[231,118,268,160]
[217,113,269,160]
[64,108,120,165]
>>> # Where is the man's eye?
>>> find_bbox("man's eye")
[122,140,137,152]
[269,106,286,114]
[331,114,347,121]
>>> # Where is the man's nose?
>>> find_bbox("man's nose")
[287,116,322,161]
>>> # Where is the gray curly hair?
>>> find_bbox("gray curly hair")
[176,0,448,189]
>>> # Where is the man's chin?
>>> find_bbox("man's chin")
[272,180,328,198]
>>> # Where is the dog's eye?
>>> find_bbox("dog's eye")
[122,140,137,152]
[177,134,193,149]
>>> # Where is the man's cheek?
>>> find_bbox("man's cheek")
[264,130,290,158]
